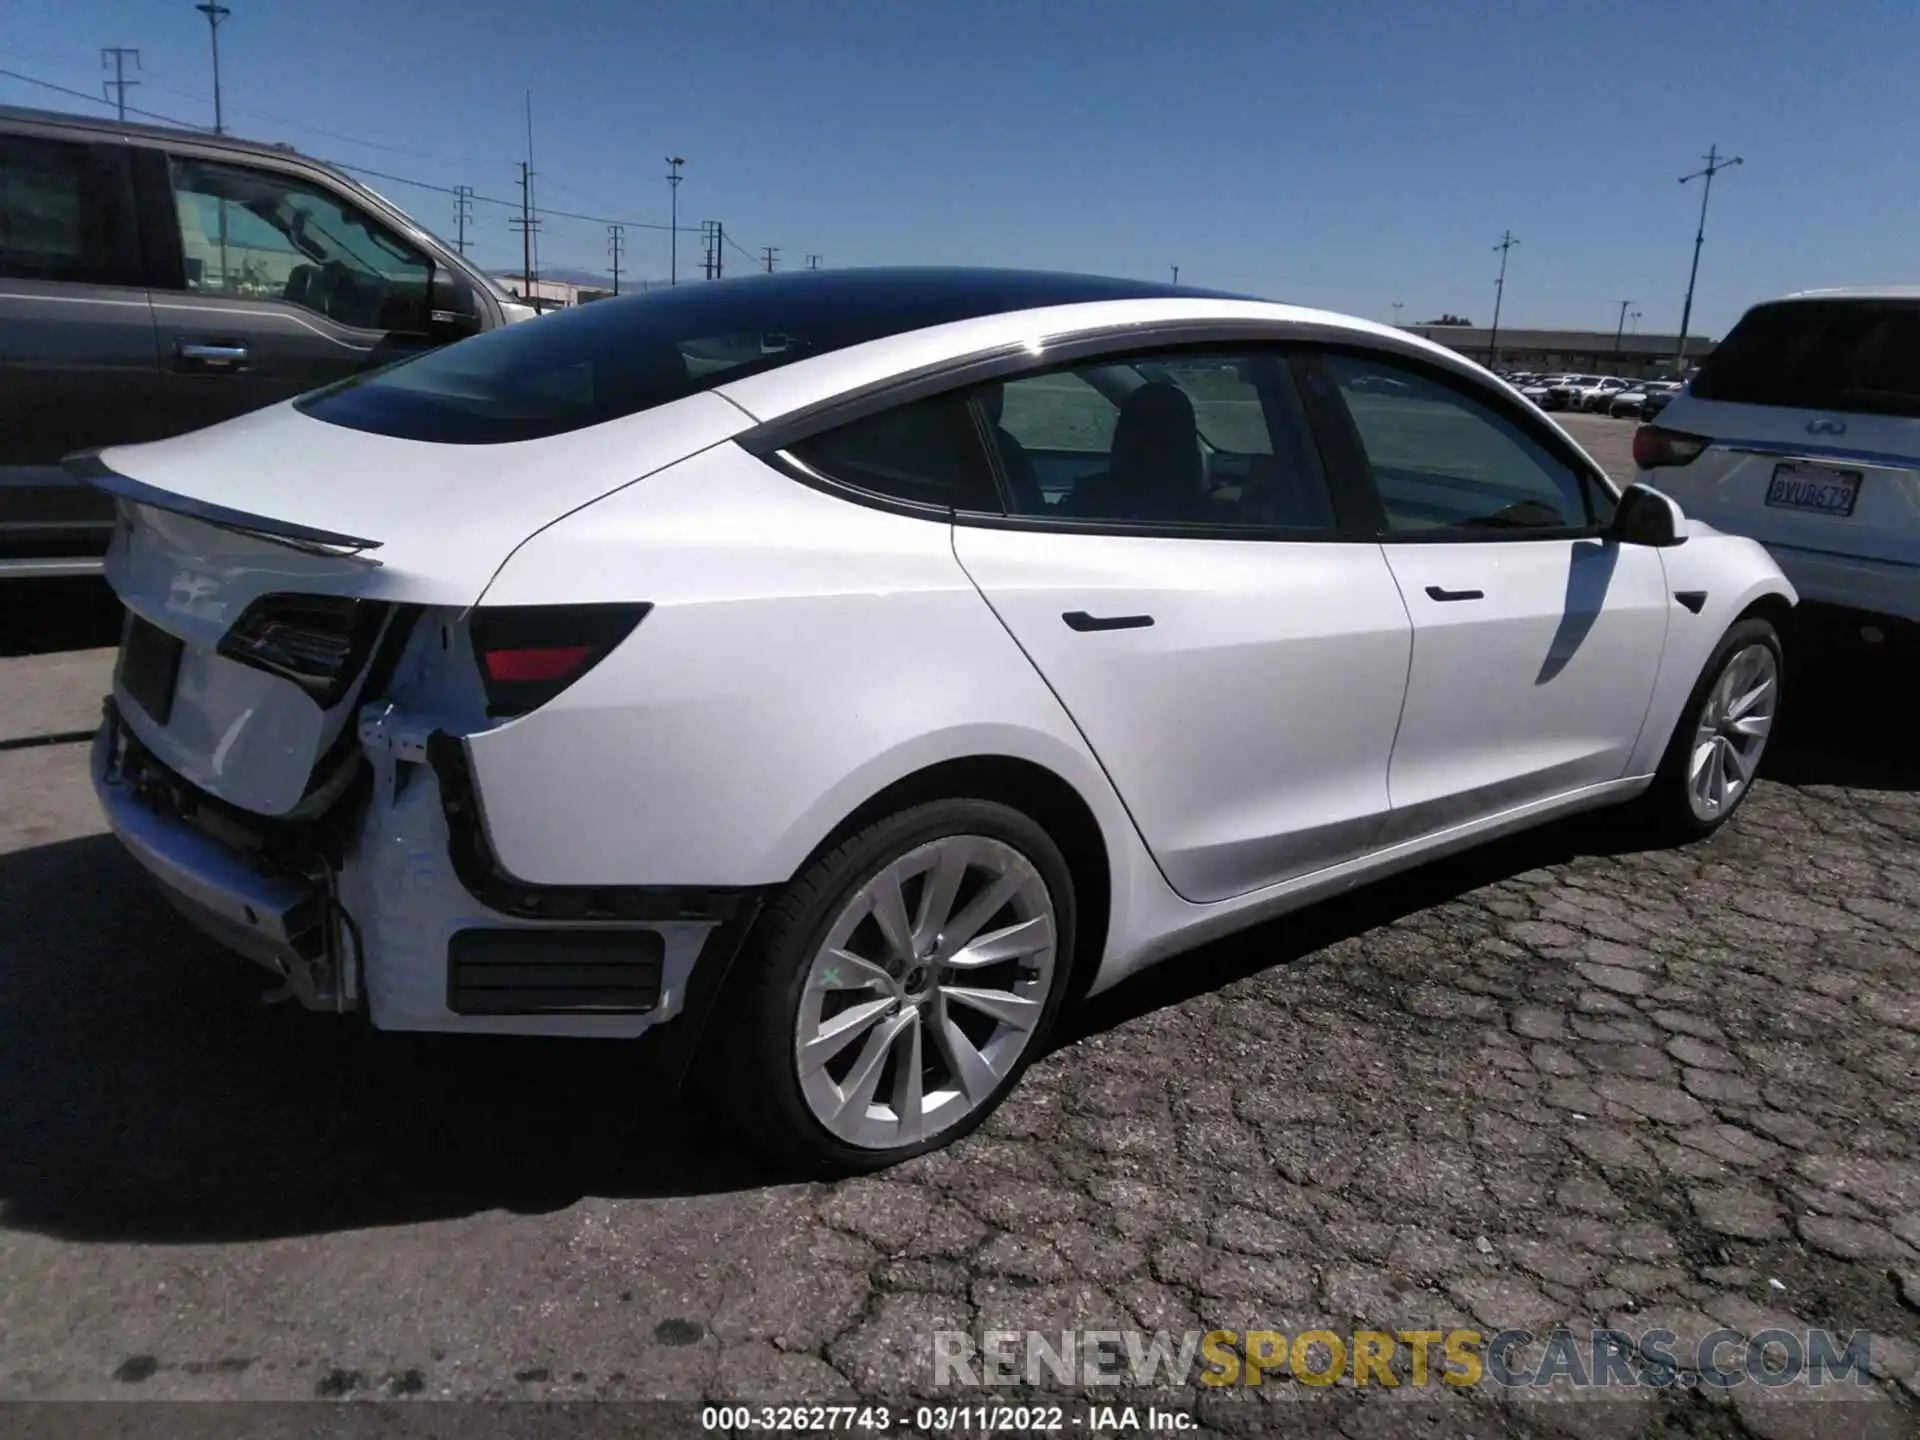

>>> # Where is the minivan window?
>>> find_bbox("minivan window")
[1690,298,1920,418]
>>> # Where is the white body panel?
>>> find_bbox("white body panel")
[94,391,754,606]
[1644,392,1920,623]
[82,282,1799,1037]
[1375,538,1670,833]
[950,527,1411,902]
[468,445,1144,895]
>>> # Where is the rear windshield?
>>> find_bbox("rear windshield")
[1690,298,1920,418]
[295,268,1223,444]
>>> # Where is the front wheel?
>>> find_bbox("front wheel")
[1638,616,1783,841]
[705,799,1075,1175]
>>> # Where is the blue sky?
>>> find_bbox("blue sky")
[5,0,1913,337]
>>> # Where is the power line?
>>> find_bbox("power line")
[0,64,760,267]
[100,47,139,121]
[452,185,474,254]
[1675,144,1743,376]
[1488,230,1519,369]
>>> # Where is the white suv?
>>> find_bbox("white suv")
[1634,287,1920,640]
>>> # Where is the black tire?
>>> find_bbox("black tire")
[702,798,1077,1176]
[1635,616,1784,843]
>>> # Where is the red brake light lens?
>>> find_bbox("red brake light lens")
[1632,424,1710,470]
[469,604,650,717]
[481,645,597,683]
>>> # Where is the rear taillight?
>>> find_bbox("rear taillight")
[469,603,651,718]
[218,593,387,705]
[1632,424,1710,470]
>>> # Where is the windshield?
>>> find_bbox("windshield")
[1690,298,1920,417]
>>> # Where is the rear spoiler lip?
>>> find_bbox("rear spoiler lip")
[64,451,385,563]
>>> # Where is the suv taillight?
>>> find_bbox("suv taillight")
[469,603,651,718]
[218,593,387,705]
[1632,424,1710,470]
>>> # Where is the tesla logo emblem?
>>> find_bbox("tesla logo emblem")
[1806,418,1847,436]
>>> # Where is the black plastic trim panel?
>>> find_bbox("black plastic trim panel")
[424,731,756,924]
[447,928,666,1015]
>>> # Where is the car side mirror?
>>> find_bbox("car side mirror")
[428,269,482,338]
[1609,482,1687,547]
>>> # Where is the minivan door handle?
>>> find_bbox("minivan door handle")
[1062,611,1155,632]
[1424,585,1484,602]
[174,339,250,369]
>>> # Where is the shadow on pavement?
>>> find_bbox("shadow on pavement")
[0,647,1904,1245]
[0,579,123,658]
[1762,639,1916,793]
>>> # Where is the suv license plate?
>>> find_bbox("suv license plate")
[1765,462,1861,517]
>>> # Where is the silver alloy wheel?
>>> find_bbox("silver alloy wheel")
[794,834,1057,1151]
[1687,642,1779,822]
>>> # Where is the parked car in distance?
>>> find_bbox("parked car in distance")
[1611,383,1653,418]
[1520,375,1570,407]
[81,266,1795,1170]
[1544,375,1604,411]
[1634,286,1919,645]
[0,104,536,578]
[1578,377,1633,413]
[1640,381,1682,419]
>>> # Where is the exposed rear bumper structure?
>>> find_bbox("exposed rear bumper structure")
[92,707,328,982]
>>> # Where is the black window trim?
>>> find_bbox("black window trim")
[741,319,1472,543]
[1291,341,1622,546]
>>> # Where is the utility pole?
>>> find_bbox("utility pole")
[1614,299,1632,356]
[607,223,625,295]
[452,185,474,254]
[762,246,778,273]
[700,220,724,280]
[101,48,141,121]
[1488,230,1518,369]
[1630,309,1642,334]
[509,160,542,302]
[1392,301,1404,327]
[804,253,821,270]
[1170,265,1179,284]
[665,156,685,285]
[1674,144,1742,378]
[194,2,230,134]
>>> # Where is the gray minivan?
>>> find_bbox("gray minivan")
[0,105,535,577]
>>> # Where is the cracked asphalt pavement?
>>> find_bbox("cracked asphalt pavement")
[2,436,1916,1436]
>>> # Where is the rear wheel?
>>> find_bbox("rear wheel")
[706,799,1075,1174]
[1638,617,1783,841]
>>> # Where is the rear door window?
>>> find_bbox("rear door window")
[1691,298,1920,418]
[0,134,140,287]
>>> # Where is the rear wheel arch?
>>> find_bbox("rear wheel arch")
[793,755,1113,1013]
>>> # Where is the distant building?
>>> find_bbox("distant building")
[1402,325,1715,379]
[496,276,620,311]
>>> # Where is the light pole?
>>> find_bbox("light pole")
[1630,309,1642,334]
[1675,144,1742,376]
[1170,265,1179,284]
[1614,299,1632,356]
[1488,230,1518,369]
[665,157,685,285]
[194,2,230,134]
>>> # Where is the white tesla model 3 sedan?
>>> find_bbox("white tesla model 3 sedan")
[76,268,1795,1171]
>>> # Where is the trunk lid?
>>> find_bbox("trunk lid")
[82,391,750,816]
